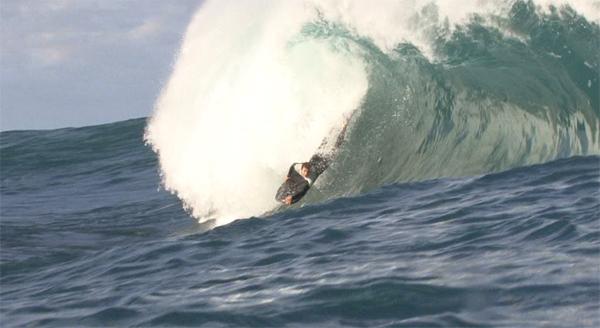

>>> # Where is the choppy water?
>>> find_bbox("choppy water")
[2,0,600,327]
[1,120,599,327]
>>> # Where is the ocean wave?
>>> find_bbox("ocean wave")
[147,1,596,223]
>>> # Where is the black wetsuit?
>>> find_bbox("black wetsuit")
[276,120,349,204]
[282,154,330,204]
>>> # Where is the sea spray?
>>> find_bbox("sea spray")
[146,0,599,225]
[145,0,368,224]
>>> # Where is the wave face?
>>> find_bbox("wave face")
[146,0,599,225]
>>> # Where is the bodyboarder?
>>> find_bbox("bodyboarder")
[275,120,349,205]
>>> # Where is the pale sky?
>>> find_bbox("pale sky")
[0,0,201,131]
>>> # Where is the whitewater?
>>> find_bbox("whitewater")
[145,0,599,225]
[1,0,599,327]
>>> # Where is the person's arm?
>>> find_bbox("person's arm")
[279,175,310,205]
[291,182,310,204]
[287,164,296,178]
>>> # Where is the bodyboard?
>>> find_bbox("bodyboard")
[275,180,295,203]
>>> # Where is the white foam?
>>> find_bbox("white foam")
[146,0,597,225]
[146,0,367,225]
[535,0,600,22]
[312,0,598,57]
[311,0,508,56]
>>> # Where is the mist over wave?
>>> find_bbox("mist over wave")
[145,0,599,225]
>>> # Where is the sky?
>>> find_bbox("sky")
[0,0,201,131]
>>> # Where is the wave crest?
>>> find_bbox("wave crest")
[146,0,599,225]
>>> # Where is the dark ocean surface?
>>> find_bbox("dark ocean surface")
[2,1,600,327]
[1,119,599,327]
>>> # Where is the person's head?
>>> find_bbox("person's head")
[300,162,310,177]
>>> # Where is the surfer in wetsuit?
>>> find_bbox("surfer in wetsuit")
[281,154,330,205]
[276,120,349,205]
